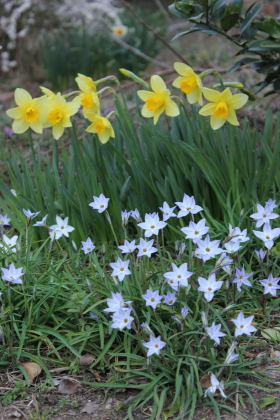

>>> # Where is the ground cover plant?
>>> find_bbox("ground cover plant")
[1,56,280,419]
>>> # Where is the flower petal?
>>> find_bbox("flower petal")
[220,88,232,102]
[227,93,248,110]
[141,103,154,118]
[203,88,220,103]
[30,120,43,134]
[199,103,216,116]
[12,118,29,134]
[14,88,32,107]
[153,107,164,124]
[165,100,180,117]
[210,115,226,130]
[98,130,111,144]
[137,90,157,101]
[226,108,239,126]
[174,62,194,77]
[6,107,24,119]
[151,75,166,94]
[52,123,64,140]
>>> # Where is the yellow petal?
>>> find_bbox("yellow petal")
[187,87,201,105]
[52,123,64,140]
[137,90,157,101]
[227,93,248,110]
[85,122,95,133]
[165,100,180,117]
[172,76,186,89]
[14,88,32,107]
[203,88,221,103]
[30,120,43,134]
[153,107,164,125]
[141,103,155,118]
[210,115,226,130]
[174,62,194,77]
[98,130,110,144]
[199,103,216,116]
[226,108,239,126]
[220,88,232,102]
[85,112,100,123]
[61,116,72,128]
[150,75,166,94]
[6,107,24,119]
[65,101,80,116]
[12,118,29,134]
[40,87,56,98]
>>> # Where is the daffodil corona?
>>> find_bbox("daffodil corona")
[74,74,100,116]
[44,93,80,140]
[6,88,47,134]
[199,88,248,130]
[86,113,115,144]
[172,63,203,105]
[137,75,179,125]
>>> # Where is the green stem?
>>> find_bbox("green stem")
[28,128,36,162]
[105,210,119,246]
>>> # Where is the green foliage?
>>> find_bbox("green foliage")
[40,10,165,90]
[169,0,280,95]
[1,99,280,247]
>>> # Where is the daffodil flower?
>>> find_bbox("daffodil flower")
[86,113,115,144]
[172,62,203,105]
[6,88,48,134]
[40,86,56,99]
[74,77,100,116]
[137,75,180,125]
[44,93,80,140]
[75,73,96,91]
[199,87,248,130]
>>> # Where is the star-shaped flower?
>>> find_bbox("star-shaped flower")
[181,218,209,243]
[195,235,223,262]
[253,222,280,249]
[232,266,253,292]
[118,239,137,254]
[89,193,110,213]
[110,257,131,281]
[175,194,203,218]
[163,263,193,291]
[159,202,177,221]
[0,234,18,253]
[111,308,134,331]
[81,237,95,254]
[231,312,257,337]
[198,274,223,302]
[143,335,166,357]
[163,291,177,305]
[137,238,158,258]
[1,263,24,284]
[250,203,279,227]
[205,322,226,345]
[23,209,40,219]
[33,215,48,227]
[138,212,167,237]
[50,216,75,238]
[142,290,162,309]
[224,240,242,254]
[0,214,11,226]
[104,292,132,313]
[259,273,280,296]
[228,225,249,243]
[205,373,226,398]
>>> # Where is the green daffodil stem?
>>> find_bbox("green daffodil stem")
[97,86,118,97]
[105,111,119,120]
[28,128,36,162]
[95,75,121,87]
[170,95,184,106]
[213,71,225,90]
[63,91,80,99]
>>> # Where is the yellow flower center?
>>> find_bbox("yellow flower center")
[124,318,128,323]
[177,275,182,279]
[206,248,210,252]
[170,280,174,283]
[81,94,94,109]
[24,107,39,122]
[266,236,270,239]
[155,344,159,348]
[61,226,64,229]
[169,300,173,304]
[180,76,198,94]
[214,101,228,119]
[100,205,104,208]
[240,276,243,279]
[143,248,147,252]
[146,97,164,111]
[268,283,272,287]
[194,231,199,235]
[116,28,124,36]
[208,287,212,291]
[120,268,124,271]
[150,225,155,229]
[94,120,106,133]
[87,247,91,251]
[240,325,244,328]
[151,298,155,302]
[48,108,63,124]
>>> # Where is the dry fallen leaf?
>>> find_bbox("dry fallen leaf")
[58,377,81,394]
[79,353,96,366]
[20,362,42,384]
[8,411,21,418]
[200,373,211,389]
[92,369,101,382]
[80,402,100,414]
[270,347,280,365]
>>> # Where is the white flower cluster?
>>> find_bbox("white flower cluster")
[0,0,123,72]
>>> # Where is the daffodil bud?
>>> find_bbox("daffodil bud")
[212,82,244,89]
[119,69,150,89]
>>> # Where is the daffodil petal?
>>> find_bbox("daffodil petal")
[226,108,239,125]
[6,107,24,119]
[220,88,232,102]
[85,122,95,133]
[227,93,248,109]
[52,123,64,140]
[187,87,202,105]
[210,115,226,130]
[14,88,32,107]
[141,103,155,118]
[203,88,221,103]
[151,75,166,94]
[165,100,180,117]
[12,118,29,134]
[65,101,80,116]
[30,120,43,134]
[172,76,186,88]
[199,103,216,116]
[137,90,157,101]
[98,130,110,144]
[153,107,164,125]
[174,62,194,77]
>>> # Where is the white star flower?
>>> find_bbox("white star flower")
[195,235,223,262]
[104,292,132,313]
[143,335,166,357]
[0,234,18,253]
[205,373,226,398]
[159,202,177,221]
[231,312,257,337]
[118,239,137,254]
[142,290,162,309]
[163,263,193,291]
[224,239,242,254]
[232,266,253,292]
[81,237,95,254]
[255,248,266,262]
[33,215,48,227]
[259,273,280,296]
[250,203,279,228]
[205,322,226,345]
[111,308,134,331]
[1,263,24,284]
[181,218,209,243]
[253,222,280,250]
[175,194,203,218]
[23,209,40,219]
[0,214,11,226]
[198,274,223,302]
[163,291,177,305]
[89,193,110,213]
[138,212,167,237]
[50,216,75,238]
[228,225,249,243]
[110,257,131,281]
[137,238,158,258]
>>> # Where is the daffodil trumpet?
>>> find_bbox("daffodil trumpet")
[173,63,204,106]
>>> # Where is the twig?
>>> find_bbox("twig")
[10,406,28,419]
[112,35,170,69]
[153,0,173,24]
[120,0,190,65]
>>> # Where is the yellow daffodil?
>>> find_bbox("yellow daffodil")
[44,93,80,140]
[6,88,48,134]
[172,63,203,105]
[112,25,128,37]
[199,87,248,130]
[40,86,56,99]
[86,113,115,144]
[75,73,96,91]
[74,75,100,116]
[137,75,180,125]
